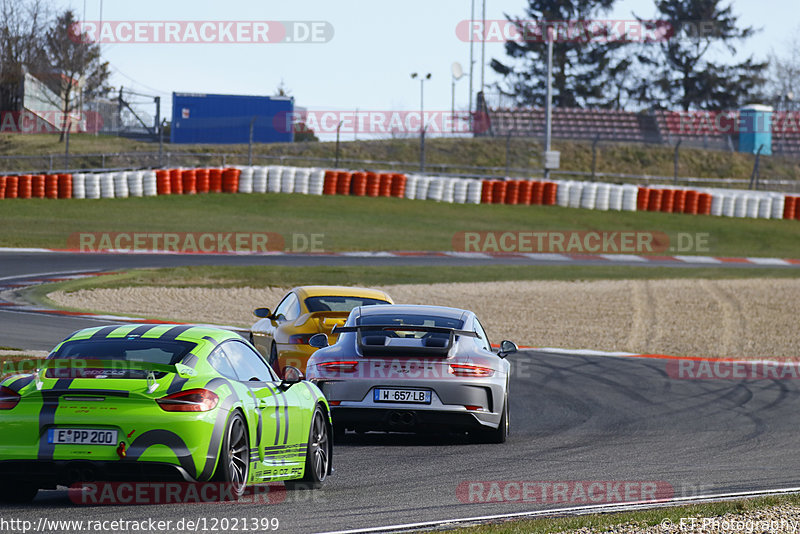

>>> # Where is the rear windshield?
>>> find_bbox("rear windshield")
[357,314,464,339]
[305,296,390,312]
[51,338,196,365]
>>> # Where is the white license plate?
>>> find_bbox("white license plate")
[48,428,118,446]
[373,388,431,404]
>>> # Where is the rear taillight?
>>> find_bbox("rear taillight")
[318,361,359,373]
[287,334,314,345]
[449,364,495,378]
[0,386,20,410]
[156,388,219,412]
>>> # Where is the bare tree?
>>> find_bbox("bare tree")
[0,0,51,111]
[44,9,111,140]
[766,30,800,111]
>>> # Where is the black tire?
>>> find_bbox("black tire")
[479,392,508,444]
[0,484,38,503]
[213,411,249,499]
[285,406,330,490]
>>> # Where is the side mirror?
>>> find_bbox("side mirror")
[308,333,329,349]
[280,365,304,390]
[497,340,518,358]
[253,307,272,318]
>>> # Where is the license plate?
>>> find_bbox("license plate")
[373,388,431,404]
[48,428,118,446]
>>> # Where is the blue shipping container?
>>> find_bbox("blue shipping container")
[171,92,294,144]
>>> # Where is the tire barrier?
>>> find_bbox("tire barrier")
[1,164,795,222]
[221,168,240,193]
[32,174,45,198]
[322,170,337,194]
[237,167,253,194]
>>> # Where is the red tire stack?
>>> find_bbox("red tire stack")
[209,168,223,193]
[181,169,197,194]
[322,170,338,195]
[365,172,380,197]
[45,174,59,199]
[480,180,493,203]
[196,169,210,193]
[335,172,351,195]
[390,173,406,198]
[683,191,699,214]
[504,180,520,205]
[57,174,72,198]
[5,176,19,198]
[350,172,367,196]
[221,168,240,193]
[169,168,183,195]
[543,182,558,205]
[156,170,171,195]
[32,174,46,198]
[17,175,32,199]
[491,180,507,204]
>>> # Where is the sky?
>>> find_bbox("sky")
[52,0,798,136]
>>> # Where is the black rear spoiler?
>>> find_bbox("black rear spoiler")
[334,325,477,357]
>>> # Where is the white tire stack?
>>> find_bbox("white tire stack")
[127,171,144,197]
[415,176,431,200]
[238,167,254,194]
[426,177,444,201]
[104,173,120,198]
[280,167,296,193]
[85,174,101,199]
[294,168,310,194]
[453,179,468,204]
[267,166,282,193]
[771,195,785,219]
[404,174,419,199]
[440,178,456,203]
[608,185,623,211]
[556,181,570,207]
[253,166,268,193]
[621,185,638,211]
[466,179,482,204]
[142,171,157,196]
[71,173,86,199]
[308,168,325,195]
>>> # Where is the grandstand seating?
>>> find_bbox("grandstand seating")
[488,107,800,156]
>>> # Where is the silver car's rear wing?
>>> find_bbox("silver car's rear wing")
[333,325,478,357]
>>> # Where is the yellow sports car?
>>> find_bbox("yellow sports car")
[250,286,393,377]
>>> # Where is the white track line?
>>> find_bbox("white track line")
[317,487,800,534]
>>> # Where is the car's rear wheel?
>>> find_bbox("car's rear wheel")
[213,411,249,498]
[0,484,38,503]
[478,392,508,444]
[285,406,329,490]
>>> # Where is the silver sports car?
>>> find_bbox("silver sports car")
[304,304,517,443]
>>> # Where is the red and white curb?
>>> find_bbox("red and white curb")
[1,247,799,266]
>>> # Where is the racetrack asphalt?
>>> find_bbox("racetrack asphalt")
[1,251,799,532]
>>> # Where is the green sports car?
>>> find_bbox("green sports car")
[0,324,332,503]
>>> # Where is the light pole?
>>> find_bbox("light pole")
[451,63,464,135]
[411,72,431,171]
